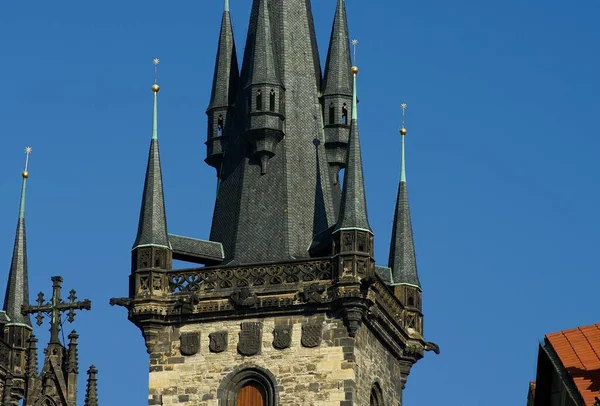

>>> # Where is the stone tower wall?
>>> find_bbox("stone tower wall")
[146,312,404,406]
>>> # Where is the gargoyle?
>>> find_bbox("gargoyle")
[298,284,326,304]
[229,287,258,308]
[109,297,132,308]
[424,341,440,355]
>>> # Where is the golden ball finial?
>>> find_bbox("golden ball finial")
[152,83,160,93]
[400,127,407,136]
[21,171,29,179]
[351,66,359,75]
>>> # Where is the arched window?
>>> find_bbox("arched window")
[370,383,384,406]
[329,103,335,124]
[256,90,263,111]
[269,90,275,112]
[342,103,348,125]
[237,382,266,406]
[217,114,224,137]
[219,366,277,406]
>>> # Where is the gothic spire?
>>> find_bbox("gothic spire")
[389,106,421,288]
[207,0,239,111]
[334,65,372,233]
[84,365,99,406]
[243,0,281,87]
[323,0,352,97]
[3,147,32,328]
[133,61,170,250]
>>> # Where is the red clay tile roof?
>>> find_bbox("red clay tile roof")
[546,323,600,406]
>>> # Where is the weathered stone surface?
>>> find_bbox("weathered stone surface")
[147,314,407,405]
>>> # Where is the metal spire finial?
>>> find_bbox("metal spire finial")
[20,146,32,219]
[153,58,160,84]
[151,59,160,140]
[400,104,407,183]
[351,39,358,66]
[224,0,229,12]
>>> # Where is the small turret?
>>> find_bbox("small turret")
[131,62,172,300]
[67,331,79,405]
[241,0,285,175]
[388,105,423,336]
[322,0,353,210]
[206,0,239,177]
[84,365,99,406]
[332,65,374,281]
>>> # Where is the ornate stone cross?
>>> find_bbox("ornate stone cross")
[22,276,91,344]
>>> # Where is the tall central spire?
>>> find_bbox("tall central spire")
[3,147,33,327]
[133,62,170,250]
[209,0,336,264]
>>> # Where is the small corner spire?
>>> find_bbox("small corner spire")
[323,0,353,96]
[84,365,99,406]
[132,59,170,250]
[334,51,372,234]
[389,105,421,289]
[4,147,33,328]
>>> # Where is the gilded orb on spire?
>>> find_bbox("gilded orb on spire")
[22,146,32,178]
[351,39,359,74]
[400,103,408,136]
[152,58,160,93]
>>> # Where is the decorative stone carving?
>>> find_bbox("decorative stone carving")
[272,326,292,350]
[237,322,261,356]
[301,324,322,348]
[343,308,363,337]
[424,341,440,354]
[180,332,200,356]
[209,331,228,353]
[298,284,326,304]
[229,288,258,308]
[109,297,132,308]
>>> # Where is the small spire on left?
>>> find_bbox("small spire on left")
[152,58,160,93]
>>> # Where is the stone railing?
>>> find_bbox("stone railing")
[169,258,334,294]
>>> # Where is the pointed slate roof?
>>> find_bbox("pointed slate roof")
[243,0,281,87]
[334,69,372,233]
[207,0,239,111]
[210,0,336,264]
[3,166,32,327]
[133,85,170,249]
[323,0,352,96]
[84,365,99,406]
[388,133,421,288]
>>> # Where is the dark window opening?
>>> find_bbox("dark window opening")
[329,103,335,124]
[256,90,263,111]
[217,115,224,137]
[269,90,275,112]
[370,383,384,406]
[342,103,348,125]
[408,296,415,306]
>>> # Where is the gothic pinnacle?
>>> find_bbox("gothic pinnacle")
[132,59,170,250]
[389,104,421,288]
[3,147,33,328]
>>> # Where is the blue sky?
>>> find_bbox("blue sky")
[1,0,599,404]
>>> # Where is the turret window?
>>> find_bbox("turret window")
[256,90,263,111]
[370,383,384,406]
[269,89,275,112]
[407,296,414,307]
[217,115,224,137]
[342,103,348,125]
[329,103,335,124]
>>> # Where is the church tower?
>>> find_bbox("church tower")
[113,1,438,404]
